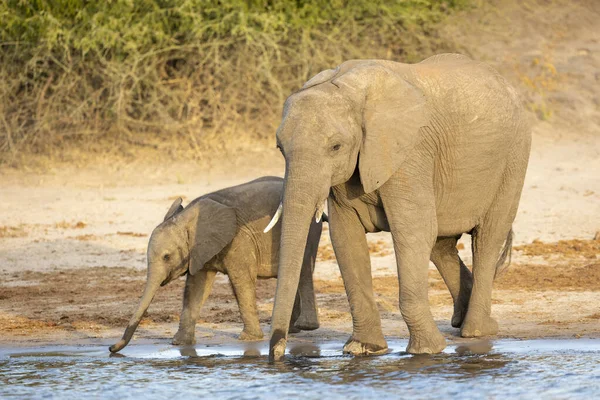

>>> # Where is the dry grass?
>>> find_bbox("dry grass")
[318,239,393,262]
[0,225,28,238]
[496,262,600,291]
[514,51,562,120]
[116,231,147,238]
[514,238,600,260]
[54,221,86,230]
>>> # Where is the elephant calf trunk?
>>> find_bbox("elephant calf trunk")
[109,322,141,353]
[109,277,162,353]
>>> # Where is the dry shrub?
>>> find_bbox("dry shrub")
[514,52,561,121]
[0,0,469,163]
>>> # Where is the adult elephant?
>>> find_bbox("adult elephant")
[266,54,531,360]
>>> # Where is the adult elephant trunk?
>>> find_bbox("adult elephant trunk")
[109,269,164,353]
[269,161,328,361]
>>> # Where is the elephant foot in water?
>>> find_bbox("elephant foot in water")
[172,329,196,346]
[343,335,388,356]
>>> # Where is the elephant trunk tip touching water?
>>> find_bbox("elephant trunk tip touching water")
[109,274,163,353]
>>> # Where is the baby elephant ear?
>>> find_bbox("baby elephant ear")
[189,199,237,275]
[164,197,184,221]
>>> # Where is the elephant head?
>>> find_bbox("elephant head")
[267,60,429,360]
[109,197,237,353]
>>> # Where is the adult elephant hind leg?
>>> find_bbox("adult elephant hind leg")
[292,221,321,331]
[460,223,512,338]
[173,269,217,345]
[430,236,473,328]
[461,167,527,337]
[329,200,388,356]
[461,139,529,338]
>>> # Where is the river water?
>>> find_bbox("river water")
[1,339,599,399]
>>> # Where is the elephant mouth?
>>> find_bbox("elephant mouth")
[161,267,189,287]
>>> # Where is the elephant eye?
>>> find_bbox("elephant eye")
[332,144,341,151]
[163,254,171,262]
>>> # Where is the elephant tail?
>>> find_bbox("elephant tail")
[494,228,513,279]
[321,213,329,223]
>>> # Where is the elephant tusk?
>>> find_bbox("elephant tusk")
[315,200,326,223]
[264,202,283,233]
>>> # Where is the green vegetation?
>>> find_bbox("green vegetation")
[0,0,469,162]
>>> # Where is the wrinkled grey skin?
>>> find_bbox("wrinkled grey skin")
[109,177,322,353]
[268,54,531,361]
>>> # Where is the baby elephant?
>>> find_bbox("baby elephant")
[109,177,323,353]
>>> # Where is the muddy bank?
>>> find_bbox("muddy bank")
[1,238,598,345]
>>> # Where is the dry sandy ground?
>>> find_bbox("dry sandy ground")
[0,0,599,348]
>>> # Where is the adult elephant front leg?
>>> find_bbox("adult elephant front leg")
[380,174,446,354]
[329,199,387,356]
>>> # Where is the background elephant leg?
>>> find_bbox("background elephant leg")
[430,236,473,328]
[329,200,387,356]
[173,269,217,345]
[228,267,263,340]
[289,292,302,334]
[292,221,321,331]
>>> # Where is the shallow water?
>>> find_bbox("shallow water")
[1,339,599,399]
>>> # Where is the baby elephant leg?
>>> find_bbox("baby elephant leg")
[229,268,264,341]
[430,236,473,328]
[173,269,217,345]
[292,221,321,331]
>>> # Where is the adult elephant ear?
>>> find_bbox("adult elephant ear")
[164,197,184,221]
[189,199,237,275]
[300,60,364,91]
[335,62,430,193]
[301,66,341,90]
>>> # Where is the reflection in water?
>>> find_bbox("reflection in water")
[179,346,198,358]
[288,343,321,358]
[455,339,494,355]
[1,340,599,399]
